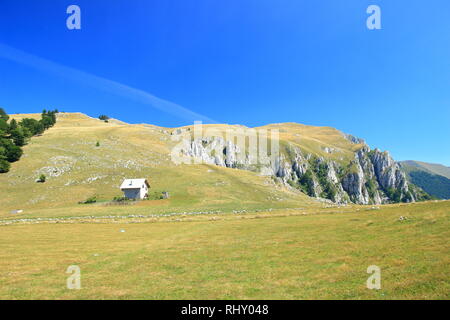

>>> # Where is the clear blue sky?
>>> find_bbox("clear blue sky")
[0,0,449,165]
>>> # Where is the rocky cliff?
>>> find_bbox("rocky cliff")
[173,132,429,205]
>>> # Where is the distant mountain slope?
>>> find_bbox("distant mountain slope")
[399,161,450,199]
[175,121,431,204]
[400,160,450,179]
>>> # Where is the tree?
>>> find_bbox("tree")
[10,128,26,146]
[0,159,10,173]
[0,119,8,137]
[385,188,402,203]
[9,119,18,132]
[21,126,32,139]
[0,108,58,174]
[3,141,23,162]
[40,110,57,129]
[50,110,57,123]
[0,108,9,122]
[299,170,316,197]
[41,116,54,129]
[98,115,110,121]
[19,118,44,136]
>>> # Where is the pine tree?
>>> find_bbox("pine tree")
[9,119,18,132]
[11,128,26,146]
[0,159,10,173]
[0,108,9,122]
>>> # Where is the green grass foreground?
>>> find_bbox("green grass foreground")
[0,201,448,300]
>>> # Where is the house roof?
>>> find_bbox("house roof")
[120,179,150,189]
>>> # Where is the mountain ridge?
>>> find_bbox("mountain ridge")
[0,112,434,216]
[399,160,450,179]
[399,160,450,199]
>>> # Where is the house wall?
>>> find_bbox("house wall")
[139,184,149,199]
[123,188,141,199]
[140,186,147,199]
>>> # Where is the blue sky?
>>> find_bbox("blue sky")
[0,0,449,165]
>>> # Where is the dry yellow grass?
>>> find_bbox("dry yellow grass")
[0,200,448,299]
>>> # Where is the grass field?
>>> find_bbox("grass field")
[0,200,448,299]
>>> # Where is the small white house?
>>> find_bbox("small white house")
[120,178,150,200]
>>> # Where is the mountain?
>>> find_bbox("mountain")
[174,122,430,204]
[0,113,313,215]
[0,113,431,216]
[399,160,450,179]
[399,161,450,199]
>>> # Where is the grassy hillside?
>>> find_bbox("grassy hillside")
[400,161,450,199]
[257,122,364,163]
[0,112,317,219]
[0,200,448,299]
[0,112,367,218]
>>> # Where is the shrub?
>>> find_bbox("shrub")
[79,195,97,204]
[0,120,8,136]
[0,108,9,122]
[146,191,168,200]
[365,179,378,199]
[321,180,337,200]
[385,188,402,203]
[1,141,23,162]
[287,179,298,189]
[0,159,10,173]
[37,174,46,183]
[401,191,413,203]
[299,170,316,197]
[10,128,26,146]
[19,118,44,136]
[113,196,130,202]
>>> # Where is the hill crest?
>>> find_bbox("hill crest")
[0,112,433,217]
